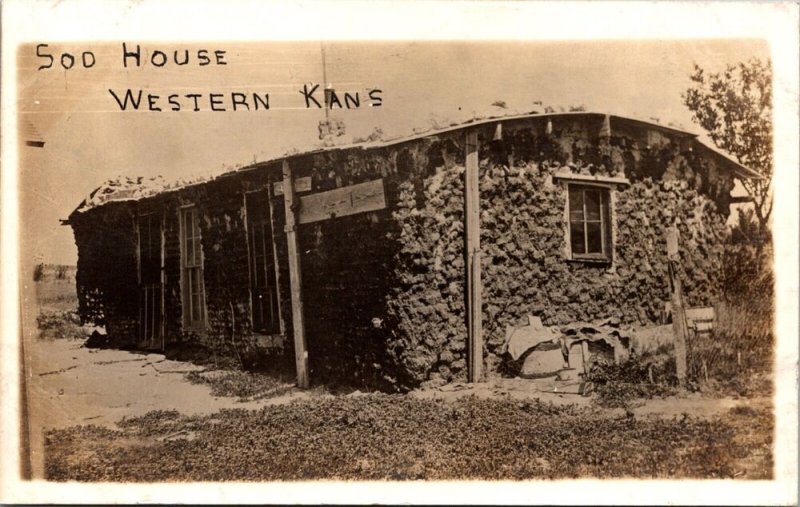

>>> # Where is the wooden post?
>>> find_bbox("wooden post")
[465,130,483,383]
[160,213,166,351]
[666,226,688,387]
[282,160,309,389]
[581,340,590,374]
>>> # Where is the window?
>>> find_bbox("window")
[245,191,281,334]
[567,185,612,261]
[180,206,206,329]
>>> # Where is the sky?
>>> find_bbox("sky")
[18,39,770,265]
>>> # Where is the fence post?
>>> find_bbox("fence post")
[666,226,688,387]
[465,129,483,383]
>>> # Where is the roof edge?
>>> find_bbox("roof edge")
[693,141,763,180]
[234,111,698,173]
[71,111,761,214]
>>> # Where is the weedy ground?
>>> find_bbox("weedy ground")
[34,278,91,341]
[44,395,771,482]
[183,370,295,402]
[34,265,775,482]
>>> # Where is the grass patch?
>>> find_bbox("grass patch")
[723,403,774,479]
[693,241,775,397]
[585,349,678,409]
[686,300,773,398]
[35,278,79,312]
[184,370,294,401]
[36,309,89,340]
[34,277,88,340]
[44,394,770,481]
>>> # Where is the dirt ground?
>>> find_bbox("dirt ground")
[22,329,311,478]
[23,331,771,479]
[22,278,773,480]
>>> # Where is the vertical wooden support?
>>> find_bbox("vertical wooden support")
[283,160,309,389]
[666,226,688,387]
[267,189,286,334]
[465,130,483,383]
[580,340,590,373]
[160,213,166,351]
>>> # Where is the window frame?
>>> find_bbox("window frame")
[566,184,613,262]
[552,173,629,264]
[179,204,207,331]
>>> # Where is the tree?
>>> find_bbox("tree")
[683,59,773,240]
[33,263,44,282]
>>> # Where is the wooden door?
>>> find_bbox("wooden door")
[246,191,281,334]
[138,212,164,350]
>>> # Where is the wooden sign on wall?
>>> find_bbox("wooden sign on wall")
[298,178,386,225]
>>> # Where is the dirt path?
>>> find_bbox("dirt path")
[411,377,771,419]
[23,337,311,478]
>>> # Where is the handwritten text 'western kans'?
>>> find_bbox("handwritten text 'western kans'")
[35,43,383,112]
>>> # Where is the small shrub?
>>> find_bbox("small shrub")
[728,405,760,417]
[585,352,678,408]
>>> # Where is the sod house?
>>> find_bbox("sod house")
[64,112,758,390]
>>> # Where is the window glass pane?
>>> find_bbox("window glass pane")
[192,293,201,322]
[570,222,586,254]
[255,225,264,257]
[569,209,585,223]
[181,209,205,326]
[254,260,262,287]
[195,212,203,265]
[194,238,202,265]
[185,269,194,321]
[182,211,190,265]
[585,190,601,221]
[586,222,603,253]
[193,267,202,294]
[187,239,192,266]
[568,187,584,217]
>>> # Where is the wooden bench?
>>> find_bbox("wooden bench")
[685,306,716,337]
[663,303,716,337]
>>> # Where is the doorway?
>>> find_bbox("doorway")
[138,212,164,350]
[245,190,281,335]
